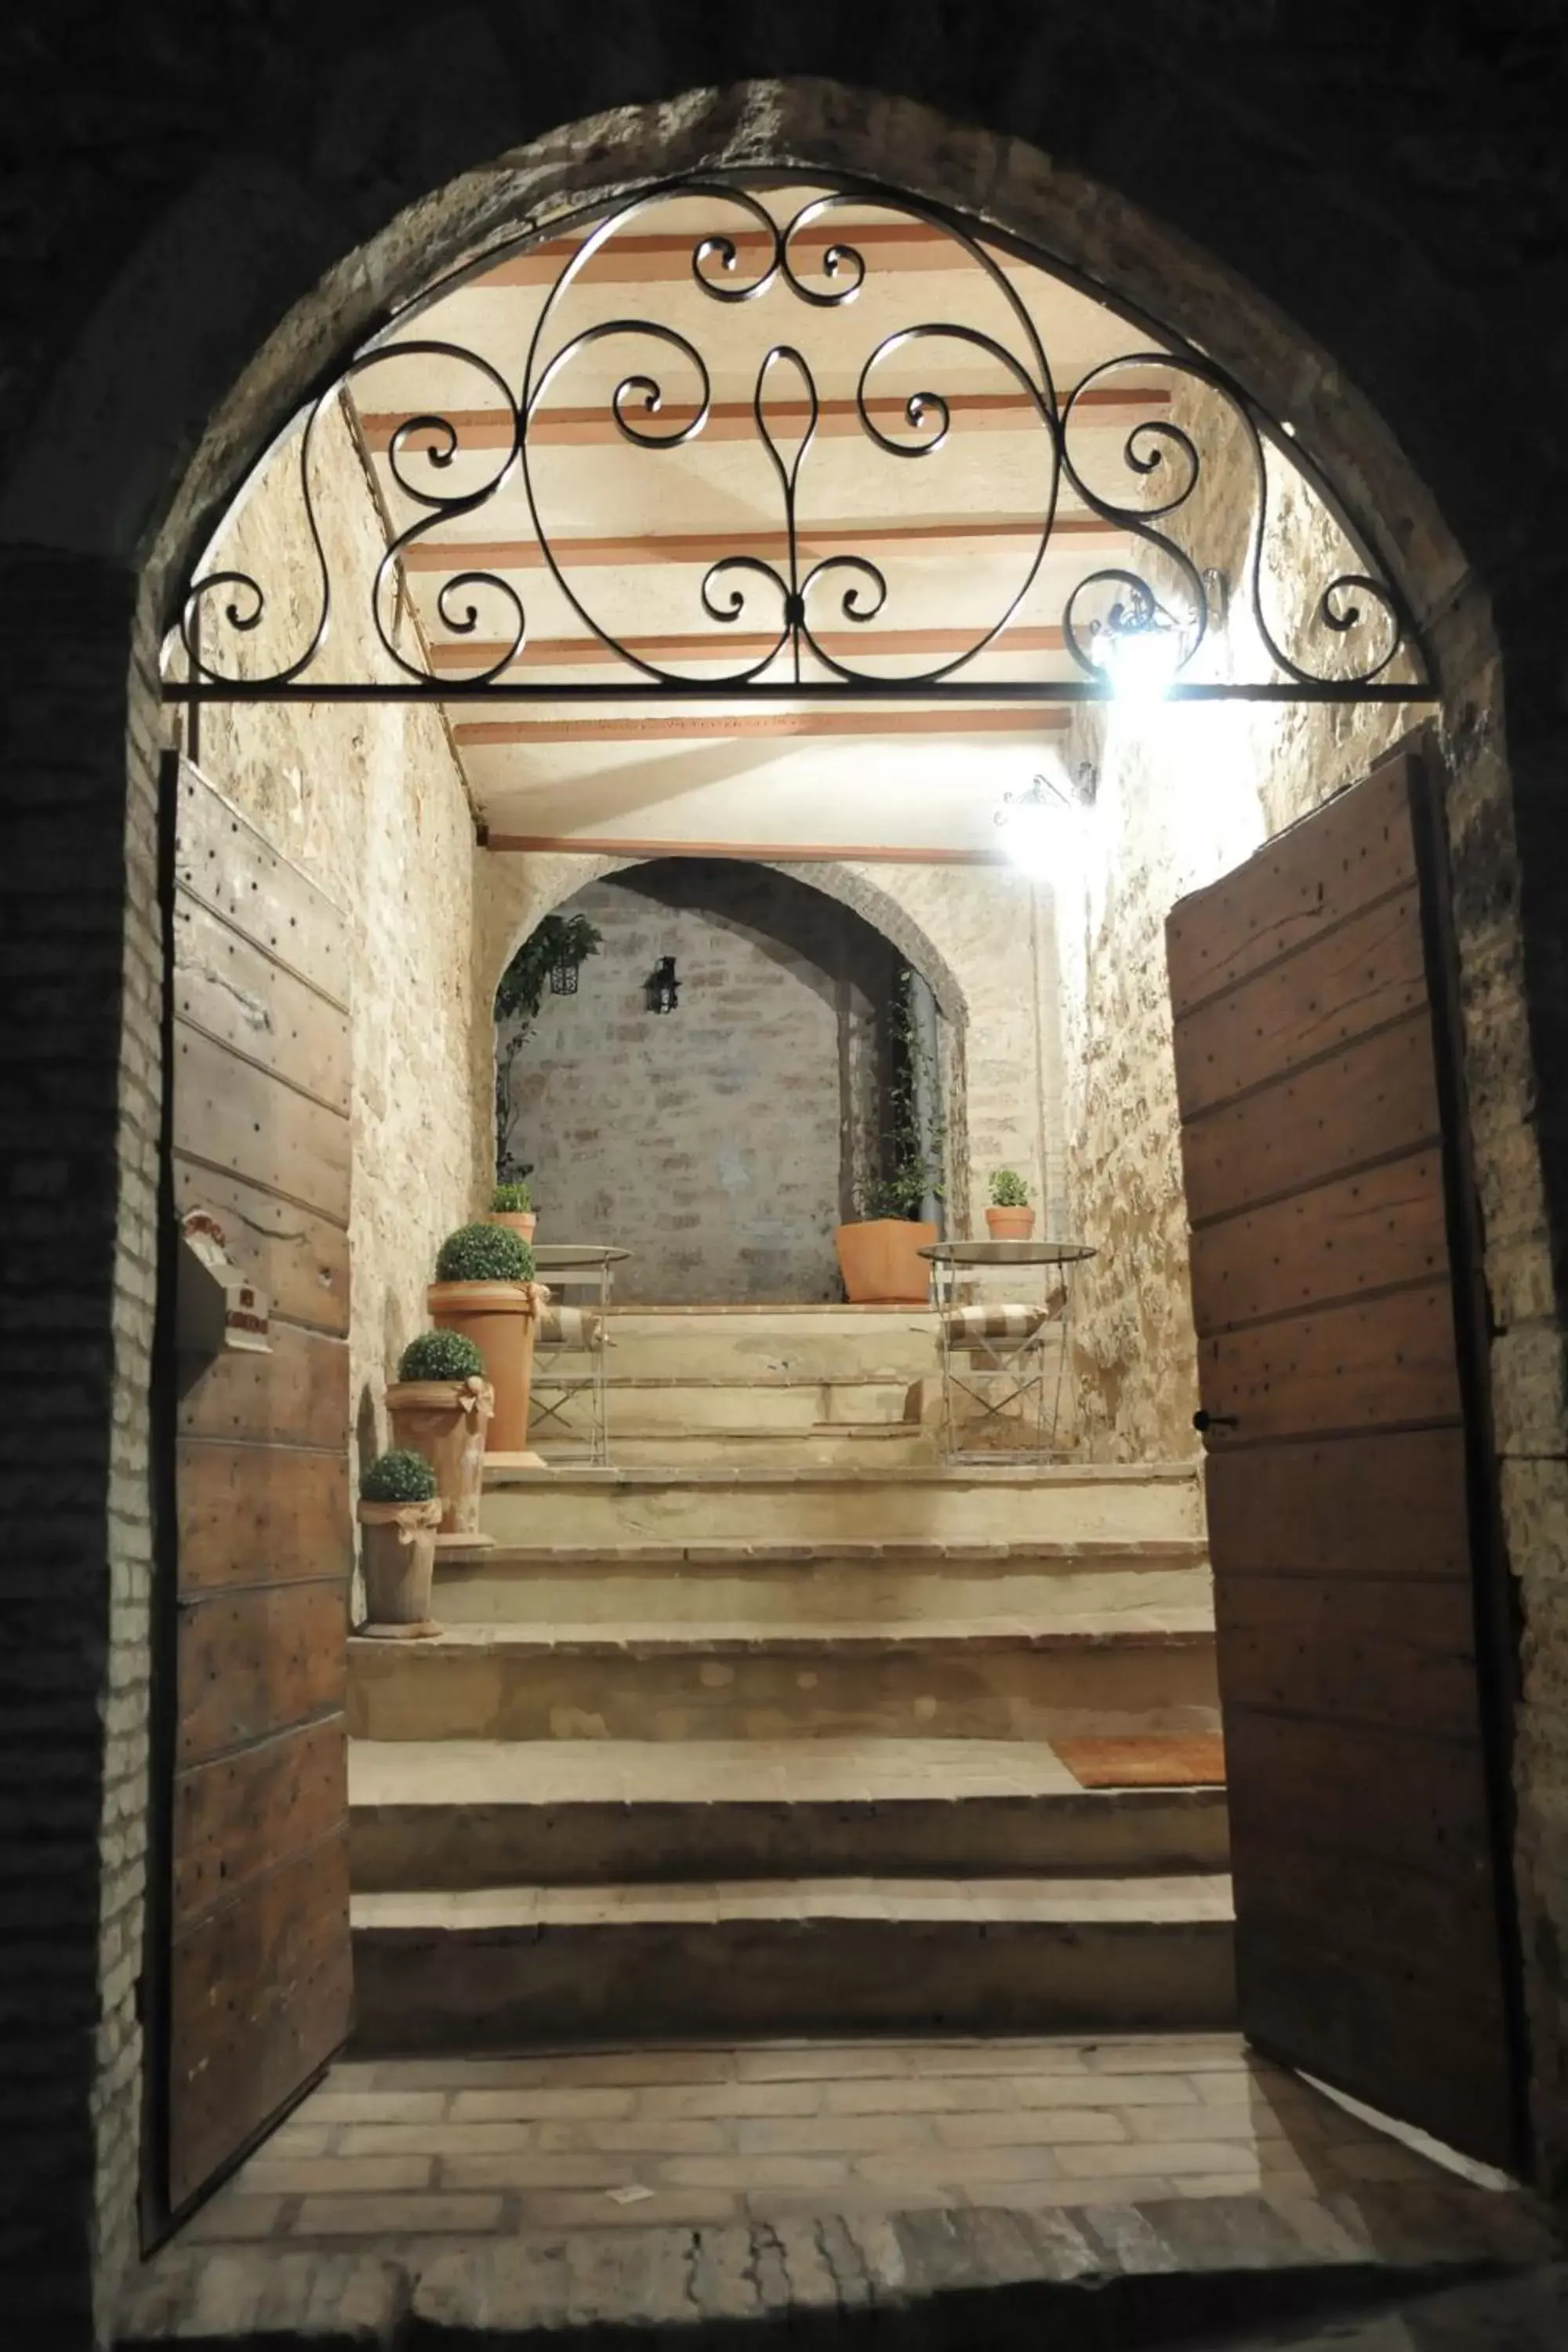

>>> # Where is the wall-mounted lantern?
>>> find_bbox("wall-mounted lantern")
[548,946,579,996]
[646,956,680,1014]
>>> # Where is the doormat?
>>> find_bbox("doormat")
[1052,1734,1227,1789]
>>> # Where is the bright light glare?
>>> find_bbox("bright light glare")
[1103,622,1182,706]
[1001,797,1057,877]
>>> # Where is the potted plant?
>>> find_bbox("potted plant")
[986,1169,1036,1241]
[357,1448,443,1638]
[387,1328,495,1554]
[485,1178,536,1243]
[835,1168,939,1305]
[426,1221,550,1459]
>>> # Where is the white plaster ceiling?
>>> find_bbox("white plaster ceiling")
[336,185,1187,855]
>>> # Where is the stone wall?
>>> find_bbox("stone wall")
[481,850,1060,1252]
[3,42,1568,2336]
[1047,376,1412,1461]
[782,861,1065,1240]
[1054,696,1408,1461]
[200,397,481,1483]
[502,863,898,1302]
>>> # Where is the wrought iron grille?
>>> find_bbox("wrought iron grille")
[164,175,1433,708]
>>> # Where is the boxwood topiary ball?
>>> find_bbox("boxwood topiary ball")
[359,1448,438,1504]
[435,1221,535,1283]
[397,1328,486,1384]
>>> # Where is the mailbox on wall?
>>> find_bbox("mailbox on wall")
[176,1207,271,1360]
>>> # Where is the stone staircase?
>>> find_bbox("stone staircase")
[540,1302,946,1468]
[347,1306,1233,2051]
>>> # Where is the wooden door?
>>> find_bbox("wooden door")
[158,760,354,2216]
[1167,749,1523,2169]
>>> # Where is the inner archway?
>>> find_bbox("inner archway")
[496,859,941,1304]
[52,73,1561,2333]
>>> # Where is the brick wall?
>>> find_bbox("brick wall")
[0,548,151,2336]
[2,27,1568,2333]
[501,862,898,1302]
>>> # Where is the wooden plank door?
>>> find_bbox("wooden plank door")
[1166,749,1523,2169]
[158,759,354,2216]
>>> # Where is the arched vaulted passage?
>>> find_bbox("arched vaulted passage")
[2,57,1566,2337]
[128,114,1568,2258]
[490,855,967,1301]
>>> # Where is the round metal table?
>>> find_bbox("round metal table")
[919,1240,1097,1272]
[918,1239,1097,1461]
[530,1243,630,1292]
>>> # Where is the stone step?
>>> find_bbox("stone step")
[349,1736,1231,1888]
[599,1306,944,1385]
[349,1874,1238,2051]
[563,1375,927,1433]
[538,1422,941,1469]
[480,1462,1205,1552]
[434,1537,1214,1627]
[345,1613,1219,1744]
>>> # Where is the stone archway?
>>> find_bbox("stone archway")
[481,852,977,1298]
[479,851,975,1236]
[129,107,1552,2252]
[4,63,1565,2334]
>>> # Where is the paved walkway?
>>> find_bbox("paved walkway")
[120,2033,1560,2343]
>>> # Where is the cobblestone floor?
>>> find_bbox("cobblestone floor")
[119,2034,1561,2344]
[173,2032,1507,2245]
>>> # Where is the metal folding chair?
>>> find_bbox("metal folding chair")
[922,1238,1092,1464]
[528,1303,608,1465]
[937,1298,1058,1461]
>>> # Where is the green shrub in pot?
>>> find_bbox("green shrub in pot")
[396,1328,486,1385]
[435,1221,535,1285]
[359,1448,438,1504]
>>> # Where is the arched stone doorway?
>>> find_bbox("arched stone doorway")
[488,855,975,1305]
[493,860,953,1304]
[4,61,1565,2336]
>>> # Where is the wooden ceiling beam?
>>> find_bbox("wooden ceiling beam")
[452,706,1069,747]
[481,832,1013,865]
[357,384,1166,453]
[475,219,1019,289]
[427,622,1069,671]
[401,515,1114,572]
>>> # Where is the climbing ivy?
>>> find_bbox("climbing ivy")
[855,964,947,1221]
[493,913,603,1181]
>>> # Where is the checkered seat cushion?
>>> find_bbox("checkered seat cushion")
[942,1302,1049,1343]
[535,1305,604,1349]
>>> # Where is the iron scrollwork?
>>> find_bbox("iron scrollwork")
[170,176,1428,705]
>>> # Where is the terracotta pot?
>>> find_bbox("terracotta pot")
[985,1207,1036,1241]
[834,1219,938,1304]
[387,1374,495,1552]
[427,1279,550,1455]
[485,1209,537,1243]
[357,1497,443,1637]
